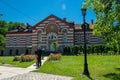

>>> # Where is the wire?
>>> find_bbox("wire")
[0,0,38,22]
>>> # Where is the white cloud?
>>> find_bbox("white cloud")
[62,3,66,10]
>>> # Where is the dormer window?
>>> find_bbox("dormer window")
[27,28,32,32]
[81,23,89,30]
[26,23,32,32]
[17,26,24,32]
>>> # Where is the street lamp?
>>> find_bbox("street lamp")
[81,8,90,76]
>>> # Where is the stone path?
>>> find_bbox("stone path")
[0,57,72,80]
[1,72,72,80]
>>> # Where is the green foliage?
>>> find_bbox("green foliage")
[72,45,79,55]
[0,20,25,50]
[85,0,120,53]
[63,44,120,55]
[8,21,25,31]
[0,35,6,50]
[52,40,59,52]
[63,46,72,55]
[13,56,20,61]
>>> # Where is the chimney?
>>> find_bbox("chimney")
[91,19,94,24]
[63,18,66,21]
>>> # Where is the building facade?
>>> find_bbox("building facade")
[4,14,102,56]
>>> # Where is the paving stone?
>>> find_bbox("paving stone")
[0,57,72,80]
[1,72,72,80]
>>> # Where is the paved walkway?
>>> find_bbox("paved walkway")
[0,57,72,80]
[1,72,72,80]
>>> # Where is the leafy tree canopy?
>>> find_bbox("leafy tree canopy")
[0,20,25,50]
[84,0,120,49]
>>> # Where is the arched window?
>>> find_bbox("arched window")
[16,40,20,45]
[26,37,31,44]
[25,49,29,54]
[9,49,12,56]
[16,49,19,55]
[46,24,58,34]
[10,40,14,45]
[47,33,57,40]
[38,34,42,42]
[78,35,82,44]
[63,33,67,42]
[1,50,4,56]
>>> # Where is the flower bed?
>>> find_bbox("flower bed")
[13,54,36,62]
[48,53,62,61]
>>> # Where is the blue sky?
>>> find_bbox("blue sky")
[0,0,96,26]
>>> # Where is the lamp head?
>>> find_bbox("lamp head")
[81,8,87,16]
[81,2,87,16]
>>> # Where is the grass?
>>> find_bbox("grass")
[34,55,120,80]
[0,56,35,68]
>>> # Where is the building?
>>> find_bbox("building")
[4,14,102,56]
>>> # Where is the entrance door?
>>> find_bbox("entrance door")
[48,41,54,51]
[50,43,54,51]
[47,32,57,51]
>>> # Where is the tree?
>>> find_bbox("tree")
[8,22,25,31]
[52,40,59,53]
[0,20,25,50]
[84,0,120,54]
[0,20,8,50]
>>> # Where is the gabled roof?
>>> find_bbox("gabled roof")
[32,14,74,29]
[6,29,32,34]
[6,26,32,34]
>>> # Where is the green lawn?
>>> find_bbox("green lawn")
[0,56,35,68]
[34,55,120,80]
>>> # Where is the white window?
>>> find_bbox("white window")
[38,34,42,42]
[63,33,67,42]
[9,40,14,45]
[47,33,57,40]
[16,40,20,44]
[26,37,31,44]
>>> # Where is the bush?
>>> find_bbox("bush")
[13,56,20,61]
[20,54,36,62]
[48,53,62,61]
[72,45,79,55]
[13,54,36,62]
[63,46,72,55]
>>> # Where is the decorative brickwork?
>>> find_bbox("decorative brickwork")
[4,14,102,56]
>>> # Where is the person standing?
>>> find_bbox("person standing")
[36,47,42,68]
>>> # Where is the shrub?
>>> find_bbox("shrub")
[24,54,36,59]
[13,54,36,62]
[63,46,72,55]
[48,53,62,61]
[20,54,35,62]
[13,56,20,61]
[72,45,79,55]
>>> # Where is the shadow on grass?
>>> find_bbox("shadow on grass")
[103,73,120,80]
[87,75,94,80]
[81,74,93,80]
[115,68,120,71]
[103,68,120,80]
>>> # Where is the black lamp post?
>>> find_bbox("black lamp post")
[81,8,90,76]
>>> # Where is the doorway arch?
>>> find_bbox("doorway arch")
[47,33,57,51]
